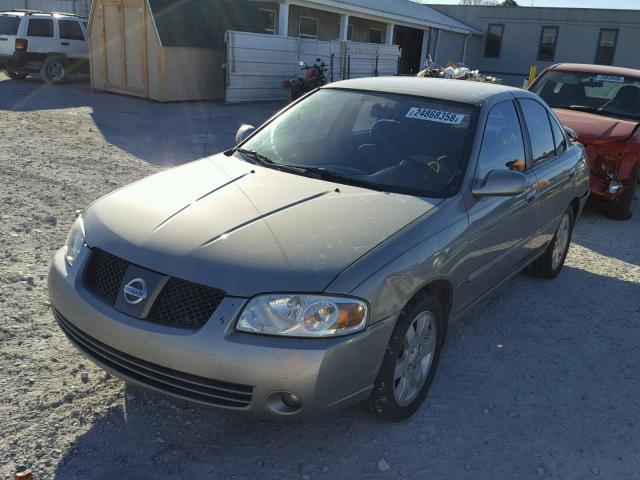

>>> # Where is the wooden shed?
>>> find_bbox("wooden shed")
[88,0,262,101]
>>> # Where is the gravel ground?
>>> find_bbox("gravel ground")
[1,73,639,480]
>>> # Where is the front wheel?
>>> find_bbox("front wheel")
[41,56,67,84]
[364,293,446,421]
[6,69,28,80]
[529,207,575,279]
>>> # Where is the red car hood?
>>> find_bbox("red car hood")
[554,108,639,144]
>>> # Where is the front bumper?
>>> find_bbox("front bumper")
[48,247,394,417]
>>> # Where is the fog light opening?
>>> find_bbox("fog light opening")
[266,391,303,415]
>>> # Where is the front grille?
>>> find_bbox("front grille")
[84,249,128,304]
[148,277,225,329]
[83,249,224,330]
[54,309,253,409]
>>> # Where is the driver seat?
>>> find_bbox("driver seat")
[608,85,640,112]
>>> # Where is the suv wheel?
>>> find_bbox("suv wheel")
[6,69,28,80]
[364,292,446,421]
[529,206,575,279]
[41,57,67,84]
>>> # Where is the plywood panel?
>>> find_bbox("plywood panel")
[104,3,125,88]
[123,4,146,92]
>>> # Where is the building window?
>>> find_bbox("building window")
[595,29,618,65]
[368,27,383,44]
[537,26,558,61]
[484,23,504,58]
[261,9,276,34]
[299,16,318,39]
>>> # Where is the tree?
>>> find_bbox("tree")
[501,0,519,5]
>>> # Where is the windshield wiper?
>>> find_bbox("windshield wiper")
[285,165,386,191]
[563,105,600,114]
[235,148,278,167]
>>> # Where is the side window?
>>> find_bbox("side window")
[59,20,85,41]
[476,101,526,181]
[518,99,556,163]
[549,114,567,154]
[27,19,54,38]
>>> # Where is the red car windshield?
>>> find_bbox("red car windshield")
[531,70,640,122]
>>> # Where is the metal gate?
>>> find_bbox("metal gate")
[225,31,400,104]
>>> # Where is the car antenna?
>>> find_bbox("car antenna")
[202,105,215,158]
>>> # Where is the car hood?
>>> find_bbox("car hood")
[554,108,639,144]
[83,154,440,296]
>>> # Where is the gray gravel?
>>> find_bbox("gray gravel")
[1,73,639,480]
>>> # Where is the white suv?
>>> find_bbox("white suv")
[0,10,88,84]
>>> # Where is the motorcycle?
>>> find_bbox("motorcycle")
[282,58,328,101]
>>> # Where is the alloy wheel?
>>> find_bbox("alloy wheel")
[393,311,437,406]
[551,213,571,270]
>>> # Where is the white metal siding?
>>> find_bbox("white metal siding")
[225,30,400,103]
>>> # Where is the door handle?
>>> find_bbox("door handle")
[61,41,70,46]
[526,189,537,204]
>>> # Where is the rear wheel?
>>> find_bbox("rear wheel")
[41,56,67,84]
[364,293,446,421]
[6,69,28,80]
[529,206,575,279]
[606,164,639,221]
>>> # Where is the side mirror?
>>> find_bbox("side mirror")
[564,126,578,142]
[235,124,256,144]
[472,169,529,197]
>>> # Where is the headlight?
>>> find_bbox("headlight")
[236,294,368,338]
[64,217,85,267]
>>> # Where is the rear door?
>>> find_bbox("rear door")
[58,18,87,60]
[0,14,21,56]
[517,98,576,251]
[24,16,55,54]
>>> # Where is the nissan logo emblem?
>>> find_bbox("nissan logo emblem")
[123,278,148,305]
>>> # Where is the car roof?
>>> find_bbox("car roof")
[0,11,86,20]
[548,63,640,79]
[325,77,531,107]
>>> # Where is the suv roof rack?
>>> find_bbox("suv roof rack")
[6,8,85,18]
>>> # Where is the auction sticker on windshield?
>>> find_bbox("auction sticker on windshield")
[596,74,625,83]
[406,107,464,124]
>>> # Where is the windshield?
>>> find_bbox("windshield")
[0,16,20,35]
[239,89,476,197]
[531,70,640,122]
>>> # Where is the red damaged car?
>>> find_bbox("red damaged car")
[530,63,640,219]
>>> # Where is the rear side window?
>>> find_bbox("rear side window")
[27,18,54,38]
[476,101,526,180]
[549,114,567,154]
[519,99,555,163]
[0,16,20,35]
[59,20,85,40]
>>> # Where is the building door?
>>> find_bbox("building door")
[99,0,147,96]
[394,26,422,75]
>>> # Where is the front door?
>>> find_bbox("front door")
[456,100,539,312]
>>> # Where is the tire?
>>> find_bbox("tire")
[364,293,446,421]
[6,69,28,80]
[606,164,638,221]
[41,56,67,84]
[529,206,575,279]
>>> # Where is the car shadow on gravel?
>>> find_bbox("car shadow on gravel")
[572,202,639,265]
[0,75,284,166]
[53,265,640,480]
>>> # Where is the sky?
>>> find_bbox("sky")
[419,0,640,8]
